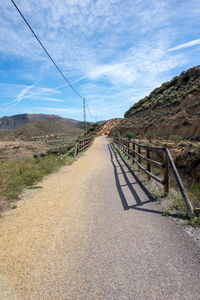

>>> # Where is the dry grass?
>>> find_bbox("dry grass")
[0,153,74,213]
[0,141,48,162]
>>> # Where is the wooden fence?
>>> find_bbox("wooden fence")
[74,135,94,156]
[113,137,194,217]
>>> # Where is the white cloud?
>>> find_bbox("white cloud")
[6,85,35,110]
[167,39,200,51]
[0,0,199,120]
[84,40,185,87]
[3,83,67,111]
[87,62,137,85]
[31,96,64,102]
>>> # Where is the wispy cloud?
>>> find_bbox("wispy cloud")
[6,85,35,110]
[85,41,184,87]
[168,39,200,51]
[31,96,64,102]
[86,62,137,85]
[3,84,66,111]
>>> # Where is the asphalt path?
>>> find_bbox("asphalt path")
[0,136,199,299]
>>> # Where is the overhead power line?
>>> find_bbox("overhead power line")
[11,0,83,99]
[86,100,93,119]
[11,0,96,136]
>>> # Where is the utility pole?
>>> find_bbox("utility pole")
[83,98,87,136]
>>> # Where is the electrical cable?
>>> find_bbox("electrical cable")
[85,100,93,120]
[11,0,83,99]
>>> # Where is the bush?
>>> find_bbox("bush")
[113,131,120,138]
[126,131,135,140]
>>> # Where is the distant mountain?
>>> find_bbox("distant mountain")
[96,120,107,124]
[0,120,83,140]
[0,113,80,130]
[111,66,200,140]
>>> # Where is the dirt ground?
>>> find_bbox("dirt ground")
[0,141,47,162]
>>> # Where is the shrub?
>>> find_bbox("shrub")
[126,131,135,140]
[113,131,120,138]
[170,194,188,217]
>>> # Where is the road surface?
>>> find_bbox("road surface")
[0,136,199,299]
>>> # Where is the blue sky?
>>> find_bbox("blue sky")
[0,0,200,121]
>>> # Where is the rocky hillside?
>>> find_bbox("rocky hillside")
[0,113,80,130]
[97,119,121,135]
[111,66,200,140]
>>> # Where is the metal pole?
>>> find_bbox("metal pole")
[83,98,87,137]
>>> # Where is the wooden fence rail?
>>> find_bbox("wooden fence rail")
[113,137,194,217]
[75,135,94,156]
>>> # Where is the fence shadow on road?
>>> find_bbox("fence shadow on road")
[108,144,163,216]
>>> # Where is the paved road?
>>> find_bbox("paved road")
[0,136,200,299]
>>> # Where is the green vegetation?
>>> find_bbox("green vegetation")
[28,186,43,189]
[87,123,100,134]
[151,166,162,177]
[124,68,200,118]
[162,211,170,217]
[0,118,88,213]
[111,131,120,138]
[186,216,200,227]
[170,135,182,144]
[126,131,135,140]
[0,153,74,205]
[188,182,200,208]
[170,194,189,217]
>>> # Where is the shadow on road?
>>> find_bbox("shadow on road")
[108,143,163,216]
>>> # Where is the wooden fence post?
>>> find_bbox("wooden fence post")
[128,141,130,159]
[138,145,141,169]
[132,143,135,164]
[74,140,79,156]
[163,149,169,194]
[146,148,151,180]
[112,137,194,218]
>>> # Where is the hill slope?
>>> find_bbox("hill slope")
[0,113,80,130]
[112,66,200,140]
[0,120,83,140]
[97,119,121,135]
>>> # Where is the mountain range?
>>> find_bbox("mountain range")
[0,113,80,130]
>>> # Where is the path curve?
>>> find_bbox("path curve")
[0,136,200,299]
